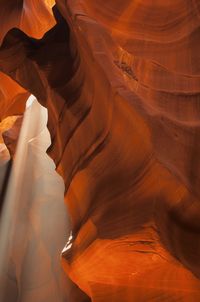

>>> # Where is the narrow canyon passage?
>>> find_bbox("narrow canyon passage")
[0,96,70,302]
[1,1,200,301]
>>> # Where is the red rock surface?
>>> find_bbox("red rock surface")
[1,1,200,301]
[0,0,55,121]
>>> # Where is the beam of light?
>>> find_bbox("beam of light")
[0,96,70,301]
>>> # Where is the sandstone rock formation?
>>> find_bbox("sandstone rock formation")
[1,1,200,301]
[0,0,55,121]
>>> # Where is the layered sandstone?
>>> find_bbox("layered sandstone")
[1,1,200,301]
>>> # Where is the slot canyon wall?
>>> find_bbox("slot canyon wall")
[1,0,200,301]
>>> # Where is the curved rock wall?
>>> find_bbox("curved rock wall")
[0,0,55,121]
[1,1,200,301]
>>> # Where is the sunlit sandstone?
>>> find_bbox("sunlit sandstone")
[1,1,200,301]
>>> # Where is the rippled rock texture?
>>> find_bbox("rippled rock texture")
[1,0,200,301]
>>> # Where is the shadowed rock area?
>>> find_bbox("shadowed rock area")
[1,0,200,301]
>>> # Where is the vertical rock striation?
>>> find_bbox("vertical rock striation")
[1,1,200,301]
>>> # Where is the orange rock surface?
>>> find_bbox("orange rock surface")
[1,1,200,301]
[0,0,55,121]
